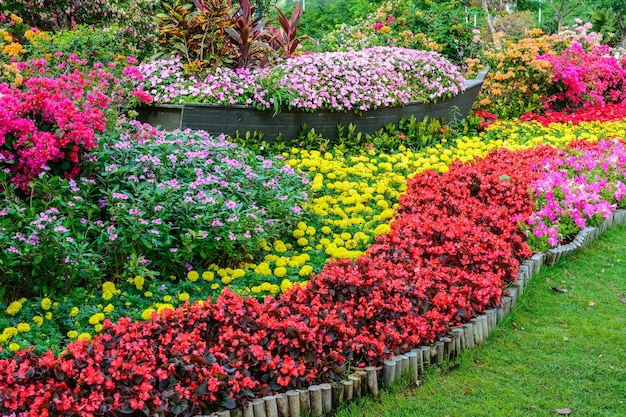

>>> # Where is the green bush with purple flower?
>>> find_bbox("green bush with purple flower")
[0,119,309,299]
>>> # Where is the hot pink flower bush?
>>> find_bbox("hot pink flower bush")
[0,74,108,190]
[538,43,626,110]
[0,55,152,191]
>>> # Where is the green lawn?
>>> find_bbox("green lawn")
[335,224,626,417]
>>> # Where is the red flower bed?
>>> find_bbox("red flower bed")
[0,146,562,416]
[520,101,626,125]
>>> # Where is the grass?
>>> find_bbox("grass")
[334,223,626,417]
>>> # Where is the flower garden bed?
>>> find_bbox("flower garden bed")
[2,136,626,416]
[3,8,626,415]
[131,47,481,139]
[134,68,487,139]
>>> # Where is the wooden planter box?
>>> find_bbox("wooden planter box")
[136,68,488,141]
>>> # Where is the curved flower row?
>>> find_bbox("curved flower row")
[3,119,626,357]
[4,138,625,415]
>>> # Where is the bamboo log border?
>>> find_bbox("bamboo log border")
[198,209,625,417]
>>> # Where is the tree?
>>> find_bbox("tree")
[596,0,626,47]
[549,0,583,32]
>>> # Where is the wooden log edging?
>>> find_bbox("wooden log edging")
[199,209,626,417]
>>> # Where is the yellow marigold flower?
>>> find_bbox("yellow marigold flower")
[88,313,105,325]
[293,229,305,239]
[280,279,293,293]
[270,284,280,295]
[16,323,30,333]
[211,283,220,290]
[273,240,287,253]
[102,281,120,300]
[274,267,287,277]
[187,270,200,282]
[260,282,273,292]
[8,343,20,352]
[202,271,215,281]
[32,316,44,328]
[41,298,52,311]
[221,276,233,285]
[297,237,308,246]
[163,295,172,302]
[297,222,307,230]
[3,327,18,337]
[77,332,91,341]
[67,330,79,339]
[94,324,103,332]
[144,291,153,298]
[6,300,23,316]
[156,303,174,314]
[141,308,156,320]
[232,269,246,278]
[299,265,313,277]
[321,226,332,235]
[133,275,145,290]
[178,292,190,302]
[374,224,391,236]
[103,304,114,314]
[10,13,23,23]
[306,226,316,236]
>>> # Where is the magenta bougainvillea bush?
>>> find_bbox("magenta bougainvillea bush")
[0,54,151,191]
[0,72,108,190]
[538,43,626,110]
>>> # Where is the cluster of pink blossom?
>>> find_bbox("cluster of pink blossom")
[0,74,108,190]
[129,47,465,112]
[526,139,626,247]
[538,43,626,109]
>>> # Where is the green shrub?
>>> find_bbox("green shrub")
[0,120,310,300]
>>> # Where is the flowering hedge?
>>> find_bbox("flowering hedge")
[130,47,465,112]
[520,102,626,125]
[467,24,605,119]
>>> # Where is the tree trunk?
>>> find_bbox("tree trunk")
[482,0,499,45]
[618,10,626,49]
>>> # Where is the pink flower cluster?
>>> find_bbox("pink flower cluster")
[130,47,465,112]
[538,43,626,110]
[527,139,626,247]
[0,73,109,190]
